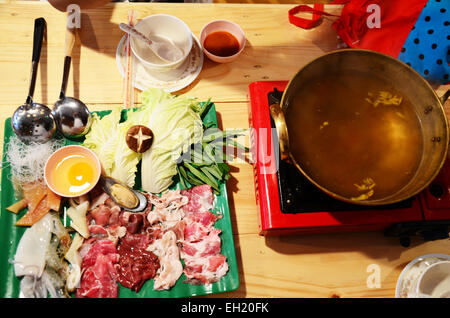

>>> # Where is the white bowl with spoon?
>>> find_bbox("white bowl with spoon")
[126,14,193,72]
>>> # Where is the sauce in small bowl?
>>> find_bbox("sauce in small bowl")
[200,20,246,63]
[44,145,101,197]
[204,31,240,57]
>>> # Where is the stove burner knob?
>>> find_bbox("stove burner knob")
[429,183,444,198]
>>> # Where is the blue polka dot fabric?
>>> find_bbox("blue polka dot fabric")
[398,0,450,85]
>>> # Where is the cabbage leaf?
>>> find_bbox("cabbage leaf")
[126,88,203,193]
[83,106,141,187]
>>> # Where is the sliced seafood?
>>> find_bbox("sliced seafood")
[14,213,53,277]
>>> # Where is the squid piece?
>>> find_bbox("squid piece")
[14,213,53,277]
[20,276,47,298]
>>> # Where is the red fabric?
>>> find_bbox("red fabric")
[289,0,428,57]
[332,0,428,57]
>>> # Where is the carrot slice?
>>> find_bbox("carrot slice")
[22,182,46,213]
[46,187,61,212]
[6,199,28,214]
[15,196,50,227]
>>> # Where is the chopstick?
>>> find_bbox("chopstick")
[123,9,137,109]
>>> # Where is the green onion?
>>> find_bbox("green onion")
[177,166,188,189]
[184,162,220,192]
[177,100,249,194]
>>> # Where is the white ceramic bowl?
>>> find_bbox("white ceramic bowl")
[395,254,450,298]
[131,14,193,72]
[416,261,450,297]
[199,19,246,63]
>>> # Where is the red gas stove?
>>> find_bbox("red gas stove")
[248,81,450,246]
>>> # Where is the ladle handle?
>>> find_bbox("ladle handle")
[26,17,46,104]
[59,27,76,99]
[269,103,290,162]
[65,26,76,58]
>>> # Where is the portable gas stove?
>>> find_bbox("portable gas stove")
[248,81,450,246]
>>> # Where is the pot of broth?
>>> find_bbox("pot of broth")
[270,49,450,206]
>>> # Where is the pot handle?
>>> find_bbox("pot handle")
[269,103,290,161]
[440,90,450,105]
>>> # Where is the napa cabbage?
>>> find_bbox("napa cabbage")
[126,88,203,193]
[83,106,141,187]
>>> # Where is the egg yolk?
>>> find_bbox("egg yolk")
[68,161,94,186]
[52,154,97,196]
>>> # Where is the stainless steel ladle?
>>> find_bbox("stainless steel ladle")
[12,18,56,144]
[52,26,92,139]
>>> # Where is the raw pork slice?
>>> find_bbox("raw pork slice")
[183,254,229,285]
[181,184,214,214]
[180,185,229,285]
[181,228,222,259]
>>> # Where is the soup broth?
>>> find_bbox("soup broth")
[286,72,424,201]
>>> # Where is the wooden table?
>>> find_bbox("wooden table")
[0,1,449,298]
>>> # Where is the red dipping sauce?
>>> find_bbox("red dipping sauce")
[203,31,240,57]
[116,241,160,292]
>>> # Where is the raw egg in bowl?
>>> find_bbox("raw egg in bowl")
[44,145,101,197]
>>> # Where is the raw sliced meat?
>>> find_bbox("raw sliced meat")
[179,185,229,285]
[88,224,108,236]
[181,228,222,258]
[90,205,112,227]
[116,241,160,292]
[120,231,158,250]
[183,254,229,285]
[184,222,211,243]
[75,185,229,296]
[181,184,214,214]
[185,210,218,228]
[76,240,119,298]
[147,231,183,290]
[120,212,145,234]
[144,191,187,290]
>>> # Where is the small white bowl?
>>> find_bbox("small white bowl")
[131,14,193,72]
[199,20,246,63]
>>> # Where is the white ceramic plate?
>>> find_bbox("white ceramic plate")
[395,253,450,298]
[116,33,203,92]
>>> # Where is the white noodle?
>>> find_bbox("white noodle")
[4,135,64,196]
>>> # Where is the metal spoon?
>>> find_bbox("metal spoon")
[53,26,92,139]
[119,23,184,63]
[12,18,56,144]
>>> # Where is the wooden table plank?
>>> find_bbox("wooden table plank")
[208,231,450,298]
[0,2,342,106]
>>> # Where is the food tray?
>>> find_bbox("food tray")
[0,104,239,298]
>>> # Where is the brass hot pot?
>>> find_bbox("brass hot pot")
[270,49,450,206]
